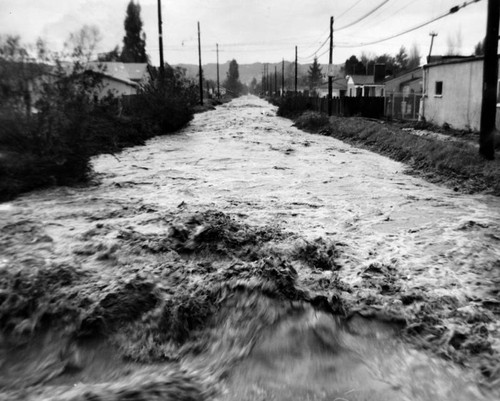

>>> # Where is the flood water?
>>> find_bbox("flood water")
[1,96,499,400]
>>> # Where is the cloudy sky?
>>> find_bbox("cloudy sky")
[0,0,488,66]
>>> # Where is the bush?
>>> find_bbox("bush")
[0,39,198,201]
[294,111,329,131]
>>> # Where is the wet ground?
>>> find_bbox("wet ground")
[1,96,500,400]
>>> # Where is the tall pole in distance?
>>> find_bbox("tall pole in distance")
[157,0,165,78]
[274,65,277,96]
[480,0,499,160]
[295,46,298,93]
[428,32,438,63]
[216,43,220,98]
[197,21,203,105]
[328,16,334,116]
[282,58,285,96]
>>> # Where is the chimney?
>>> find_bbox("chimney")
[374,63,385,82]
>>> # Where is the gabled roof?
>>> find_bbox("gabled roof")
[384,66,422,84]
[319,77,347,90]
[122,63,149,81]
[87,61,145,86]
[347,75,375,85]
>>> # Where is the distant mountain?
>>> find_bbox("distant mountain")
[174,61,343,85]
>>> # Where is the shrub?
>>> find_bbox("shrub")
[294,111,329,131]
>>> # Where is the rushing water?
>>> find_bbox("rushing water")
[1,96,499,400]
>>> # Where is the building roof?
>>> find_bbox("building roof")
[87,61,147,86]
[384,66,422,84]
[423,55,500,69]
[348,75,374,85]
[319,77,347,90]
[122,63,149,81]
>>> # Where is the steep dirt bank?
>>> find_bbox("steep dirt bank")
[1,96,500,400]
[290,112,500,195]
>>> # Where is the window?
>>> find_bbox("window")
[435,81,443,96]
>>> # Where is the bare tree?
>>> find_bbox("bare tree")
[446,28,463,55]
[408,43,421,69]
[66,25,102,64]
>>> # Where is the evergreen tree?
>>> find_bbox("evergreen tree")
[308,57,323,90]
[474,39,485,56]
[120,1,147,63]
[395,46,409,73]
[224,59,242,96]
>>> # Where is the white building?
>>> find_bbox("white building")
[421,56,500,131]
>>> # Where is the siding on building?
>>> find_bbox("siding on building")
[422,56,500,131]
[384,67,423,95]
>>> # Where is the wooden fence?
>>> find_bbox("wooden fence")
[275,94,385,119]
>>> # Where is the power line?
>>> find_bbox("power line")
[298,34,330,61]
[354,0,413,31]
[336,0,391,32]
[336,0,482,48]
[336,0,364,20]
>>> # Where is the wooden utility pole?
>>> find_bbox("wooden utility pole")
[480,0,499,160]
[216,43,220,98]
[328,16,334,116]
[197,22,203,105]
[274,65,277,96]
[295,46,298,93]
[428,32,438,63]
[157,0,165,77]
[282,58,285,96]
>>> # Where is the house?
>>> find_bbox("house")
[87,62,151,98]
[421,55,500,131]
[316,77,347,98]
[384,66,423,96]
[346,64,386,97]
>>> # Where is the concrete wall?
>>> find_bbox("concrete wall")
[422,59,499,131]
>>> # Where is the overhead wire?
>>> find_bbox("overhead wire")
[335,0,391,32]
[336,0,364,20]
[335,0,482,48]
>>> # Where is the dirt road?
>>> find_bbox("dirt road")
[1,96,499,400]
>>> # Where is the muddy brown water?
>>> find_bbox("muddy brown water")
[1,96,500,400]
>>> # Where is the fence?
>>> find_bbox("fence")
[275,93,385,119]
[385,92,422,121]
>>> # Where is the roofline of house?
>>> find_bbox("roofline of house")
[88,70,138,87]
[383,66,422,83]
[423,55,500,69]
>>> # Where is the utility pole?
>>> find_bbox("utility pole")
[328,16,334,116]
[295,46,298,93]
[282,58,285,96]
[216,43,220,98]
[480,0,499,160]
[261,66,265,96]
[157,0,165,78]
[428,32,438,63]
[197,21,203,105]
[274,65,277,96]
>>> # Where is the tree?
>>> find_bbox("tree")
[474,39,485,56]
[344,55,365,75]
[224,59,243,96]
[99,46,121,62]
[408,43,421,69]
[308,57,323,90]
[120,1,147,63]
[446,28,463,55]
[66,25,102,64]
[395,46,409,73]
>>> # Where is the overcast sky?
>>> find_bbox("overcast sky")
[0,0,488,66]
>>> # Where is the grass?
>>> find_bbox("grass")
[278,106,500,195]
